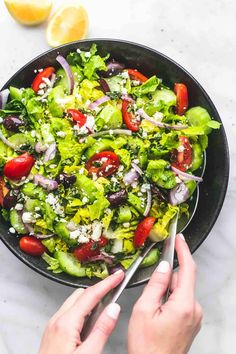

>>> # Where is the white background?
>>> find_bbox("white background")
[0,0,236,353]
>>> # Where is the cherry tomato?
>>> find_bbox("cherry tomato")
[134,217,156,248]
[0,176,9,207]
[122,100,141,132]
[127,69,148,83]
[73,237,108,262]
[171,136,192,172]
[86,151,120,177]
[32,67,55,93]
[4,153,35,181]
[19,236,46,256]
[174,83,188,116]
[67,109,87,127]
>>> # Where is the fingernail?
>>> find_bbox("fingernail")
[113,269,123,276]
[178,233,185,241]
[106,303,121,320]
[76,288,85,294]
[156,261,170,273]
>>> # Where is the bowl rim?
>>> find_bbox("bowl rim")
[0,38,230,288]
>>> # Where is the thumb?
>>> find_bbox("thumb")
[79,303,121,354]
[140,261,171,309]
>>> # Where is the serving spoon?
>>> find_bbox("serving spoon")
[81,156,205,340]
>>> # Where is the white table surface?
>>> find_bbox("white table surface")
[0,0,235,353]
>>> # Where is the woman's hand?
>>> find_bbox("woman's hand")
[128,234,203,354]
[39,270,124,354]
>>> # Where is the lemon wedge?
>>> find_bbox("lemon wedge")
[46,4,89,48]
[4,0,52,26]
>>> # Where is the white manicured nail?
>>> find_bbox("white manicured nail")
[113,269,123,276]
[178,233,185,241]
[106,303,121,319]
[156,261,170,273]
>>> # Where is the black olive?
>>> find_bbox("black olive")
[3,192,17,209]
[107,189,128,207]
[3,115,25,132]
[55,173,76,188]
[98,79,110,94]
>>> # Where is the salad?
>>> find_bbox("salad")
[0,44,220,279]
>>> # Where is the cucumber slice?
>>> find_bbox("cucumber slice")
[9,209,27,234]
[55,251,86,277]
[141,248,160,268]
[191,143,203,171]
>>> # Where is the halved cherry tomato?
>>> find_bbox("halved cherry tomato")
[134,217,156,248]
[73,237,108,262]
[122,100,141,132]
[127,69,148,83]
[32,67,55,93]
[67,109,87,127]
[19,236,46,256]
[4,153,35,181]
[174,83,188,116]
[171,136,192,172]
[86,151,120,177]
[0,176,9,207]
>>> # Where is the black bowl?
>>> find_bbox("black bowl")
[0,39,229,288]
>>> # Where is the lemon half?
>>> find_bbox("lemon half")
[4,0,52,26]
[46,4,89,48]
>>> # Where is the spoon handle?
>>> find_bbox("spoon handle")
[81,242,156,340]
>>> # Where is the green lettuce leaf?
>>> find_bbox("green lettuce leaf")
[132,76,160,97]
[114,148,131,170]
[42,253,63,273]
[146,160,176,189]
[88,196,110,221]
[149,204,178,242]
[42,237,69,253]
[96,103,122,130]
[72,207,91,225]
[75,174,101,202]
[104,224,136,240]
[79,79,103,103]
[84,55,108,80]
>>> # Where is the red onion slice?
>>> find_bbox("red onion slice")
[143,187,152,216]
[169,182,189,206]
[131,162,143,175]
[123,169,139,185]
[137,109,188,130]
[34,174,58,191]
[82,254,114,265]
[56,55,74,94]
[121,94,135,103]
[91,129,132,137]
[171,166,203,182]
[88,95,110,110]
[0,89,10,109]
[43,142,57,162]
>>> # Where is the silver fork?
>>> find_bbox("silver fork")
[81,214,178,340]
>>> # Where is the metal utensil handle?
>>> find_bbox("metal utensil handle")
[81,242,155,340]
[159,214,178,303]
